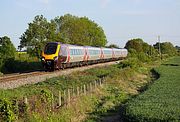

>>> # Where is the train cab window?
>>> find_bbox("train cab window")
[44,43,57,55]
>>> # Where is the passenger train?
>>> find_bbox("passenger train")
[41,42,128,70]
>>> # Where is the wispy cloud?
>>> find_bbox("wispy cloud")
[132,0,143,4]
[39,0,50,5]
[14,0,50,9]
[14,0,31,9]
[100,0,110,8]
[117,10,150,16]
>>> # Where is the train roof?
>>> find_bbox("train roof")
[46,42,127,50]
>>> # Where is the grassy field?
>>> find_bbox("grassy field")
[124,57,180,121]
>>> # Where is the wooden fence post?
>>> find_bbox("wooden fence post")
[24,97,28,104]
[81,86,83,95]
[100,79,102,87]
[95,80,97,89]
[77,86,79,96]
[90,83,92,92]
[24,97,29,112]
[67,89,71,106]
[58,91,62,107]
[51,93,54,110]
[72,86,75,97]
[63,90,66,106]
[87,84,90,93]
[84,84,86,95]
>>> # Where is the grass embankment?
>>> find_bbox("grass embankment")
[124,57,180,121]
[0,59,154,122]
[84,66,153,122]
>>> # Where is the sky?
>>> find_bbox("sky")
[0,0,180,49]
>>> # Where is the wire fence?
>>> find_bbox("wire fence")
[22,77,105,113]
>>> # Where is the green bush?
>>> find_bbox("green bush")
[137,52,150,63]
[118,58,141,69]
[0,98,17,122]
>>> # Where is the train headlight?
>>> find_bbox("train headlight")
[41,57,45,61]
[54,56,58,61]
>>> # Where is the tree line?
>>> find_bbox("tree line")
[0,14,179,73]
[19,14,107,58]
[124,38,178,63]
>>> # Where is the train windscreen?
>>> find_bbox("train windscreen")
[44,43,57,55]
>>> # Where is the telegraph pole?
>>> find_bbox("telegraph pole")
[158,35,162,59]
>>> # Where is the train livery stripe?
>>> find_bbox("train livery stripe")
[67,46,70,63]
[83,48,86,61]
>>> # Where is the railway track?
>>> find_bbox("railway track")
[0,71,46,82]
[0,61,119,89]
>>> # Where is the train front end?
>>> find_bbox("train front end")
[41,42,60,70]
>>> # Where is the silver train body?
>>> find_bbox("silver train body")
[41,42,128,70]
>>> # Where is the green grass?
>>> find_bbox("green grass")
[124,56,180,121]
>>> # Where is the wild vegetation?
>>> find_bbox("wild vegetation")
[0,56,154,121]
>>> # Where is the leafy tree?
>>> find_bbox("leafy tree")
[124,38,144,52]
[153,42,177,56]
[19,14,107,58]
[0,36,16,71]
[175,45,180,50]
[19,15,61,58]
[124,38,159,62]
[175,46,180,55]
[124,38,157,56]
[54,14,107,46]
[106,44,119,48]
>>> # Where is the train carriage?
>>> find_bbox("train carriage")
[60,44,86,63]
[41,42,128,70]
[102,48,113,59]
[86,46,101,61]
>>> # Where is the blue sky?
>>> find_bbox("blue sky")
[0,0,180,48]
